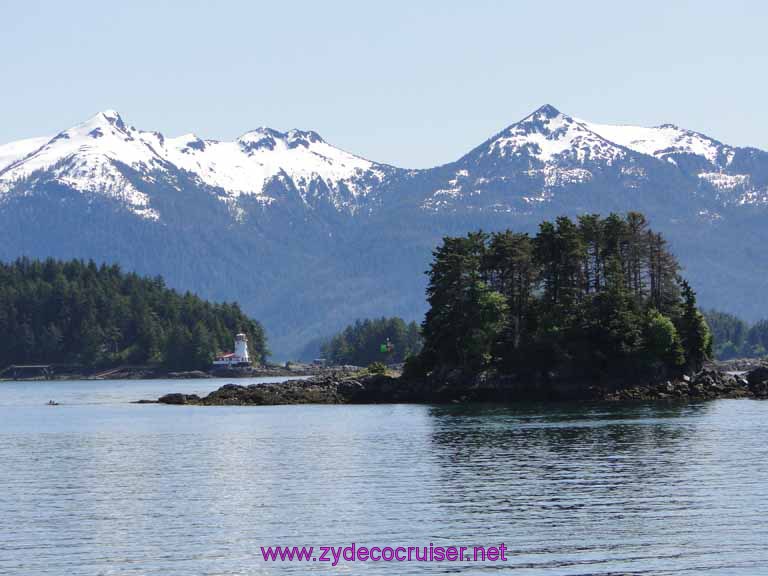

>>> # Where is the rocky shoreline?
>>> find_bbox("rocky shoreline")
[1,364,334,382]
[600,367,768,401]
[148,363,768,406]
[152,373,410,406]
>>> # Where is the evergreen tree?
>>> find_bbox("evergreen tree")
[320,317,422,366]
[703,310,750,359]
[416,213,711,383]
[746,320,768,357]
[191,322,215,371]
[677,279,712,371]
[421,233,488,369]
[484,231,535,353]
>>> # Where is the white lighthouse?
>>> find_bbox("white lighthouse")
[213,333,251,367]
[234,333,249,363]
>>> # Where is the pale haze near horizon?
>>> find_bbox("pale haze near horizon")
[1,0,766,168]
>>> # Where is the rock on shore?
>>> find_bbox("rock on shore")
[601,369,751,401]
[156,373,416,406]
[152,366,768,406]
[709,358,768,373]
[747,366,768,398]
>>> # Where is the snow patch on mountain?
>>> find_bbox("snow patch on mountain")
[540,166,593,187]
[0,136,51,172]
[584,120,731,167]
[736,189,768,205]
[158,127,384,207]
[696,172,768,206]
[431,169,471,199]
[697,209,723,222]
[698,172,748,190]
[522,189,554,204]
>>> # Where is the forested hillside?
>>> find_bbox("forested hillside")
[704,310,768,360]
[0,258,267,370]
[413,212,712,382]
[320,317,422,366]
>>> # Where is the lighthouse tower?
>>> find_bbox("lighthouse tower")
[234,333,249,363]
[212,333,251,367]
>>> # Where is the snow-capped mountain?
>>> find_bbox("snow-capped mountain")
[418,105,768,212]
[0,110,393,220]
[422,105,647,212]
[0,110,168,219]
[1,105,767,357]
[472,104,628,165]
[3,105,766,222]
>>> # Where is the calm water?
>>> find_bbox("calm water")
[1,379,767,575]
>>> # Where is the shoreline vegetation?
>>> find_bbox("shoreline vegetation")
[148,360,768,406]
[4,213,768,406]
[149,211,767,407]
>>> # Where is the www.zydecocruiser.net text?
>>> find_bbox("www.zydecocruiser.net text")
[260,543,509,565]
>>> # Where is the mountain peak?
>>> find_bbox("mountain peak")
[239,127,325,143]
[532,104,562,119]
[286,129,324,145]
[100,109,122,122]
[465,104,628,165]
[237,127,327,153]
[240,126,283,139]
[84,109,126,131]
[515,104,572,133]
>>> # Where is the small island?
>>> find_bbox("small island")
[151,212,768,406]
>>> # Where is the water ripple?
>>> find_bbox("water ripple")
[0,381,767,574]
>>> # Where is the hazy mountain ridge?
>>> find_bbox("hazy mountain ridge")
[1,105,766,357]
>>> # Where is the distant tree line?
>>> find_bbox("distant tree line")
[0,258,267,370]
[411,213,712,381]
[320,317,422,366]
[704,310,768,360]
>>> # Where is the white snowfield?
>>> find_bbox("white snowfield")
[583,120,732,166]
[0,106,763,220]
[0,136,53,172]
[0,110,386,219]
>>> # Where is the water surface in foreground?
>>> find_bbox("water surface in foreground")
[1,378,767,575]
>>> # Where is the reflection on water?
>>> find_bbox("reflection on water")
[1,380,767,575]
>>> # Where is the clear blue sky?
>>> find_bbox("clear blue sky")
[1,0,766,167]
